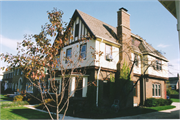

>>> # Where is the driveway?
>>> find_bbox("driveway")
[113,102,180,119]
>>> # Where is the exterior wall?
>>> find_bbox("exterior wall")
[131,53,141,74]
[146,55,168,78]
[59,39,96,70]
[133,76,140,106]
[94,40,119,70]
[146,78,166,99]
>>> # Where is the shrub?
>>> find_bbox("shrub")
[13,95,23,102]
[157,98,166,106]
[166,99,173,105]
[145,98,158,107]
[145,98,173,107]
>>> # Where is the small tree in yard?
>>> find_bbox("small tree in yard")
[0,8,95,120]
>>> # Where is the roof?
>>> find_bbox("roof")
[74,9,168,61]
[76,10,118,43]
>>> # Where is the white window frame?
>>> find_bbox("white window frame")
[152,83,161,97]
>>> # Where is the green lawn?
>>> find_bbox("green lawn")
[1,107,55,119]
[171,98,180,102]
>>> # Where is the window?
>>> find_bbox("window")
[48,78,61,94]
[26,83,33,93]
[154,59,162,71]
[75,24,79,37]
[66,48,72,63]
[21,71,23,75]
[17,69,19,75]
[152,84,161,97]
[14,70,16,75]
[106,44,112,61]
[134,54,139,66]
[80,44,87,60]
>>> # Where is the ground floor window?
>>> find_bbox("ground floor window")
[26,83,33,93]
[152,84,161,97]
[48,78,62,94]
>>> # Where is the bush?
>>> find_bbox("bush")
[157,98,166,106]
[145,98,173,107]
[13,95,23,102]
[145,98,158,107]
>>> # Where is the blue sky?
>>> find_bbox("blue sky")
[0,0,179,79]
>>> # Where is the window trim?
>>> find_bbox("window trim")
[152,83,161,97]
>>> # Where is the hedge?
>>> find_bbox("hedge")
[145,98,172,107]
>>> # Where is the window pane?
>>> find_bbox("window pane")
[80,44,87,59]
[106,45,111,55]
[152,84,154,96]
[155,85,158,96]
[159,85,161,96]
[75,24,79,37]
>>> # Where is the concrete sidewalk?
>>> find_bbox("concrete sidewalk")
[24,102,180,119]
[114,102,180,119]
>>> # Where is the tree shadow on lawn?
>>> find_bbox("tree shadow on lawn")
[10,108,56,119]
[67,107,159,119]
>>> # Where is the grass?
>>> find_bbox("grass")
[0,94,13,101]
[171,98,180,102]
[1,107,55,119]
[147,105,176,111]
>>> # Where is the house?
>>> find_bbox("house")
[51,8,169,107]
[2,68,34,94]
[168,74,180,90]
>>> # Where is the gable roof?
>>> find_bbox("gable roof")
[72,9,168,61]
[75,9,117,42]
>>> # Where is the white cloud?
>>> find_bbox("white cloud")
[0,34,23,52]
[157,44,170,48]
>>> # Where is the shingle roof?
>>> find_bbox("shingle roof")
[77,10,117,43]
[76,9,167,61]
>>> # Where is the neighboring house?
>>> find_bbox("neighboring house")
[2,70,13,91]
[168,74,180,90]
[2,68,34,94]
[51,8,169,107]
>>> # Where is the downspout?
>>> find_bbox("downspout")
[96,38,103,107]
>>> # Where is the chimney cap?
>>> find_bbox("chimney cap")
[119,7,128,12]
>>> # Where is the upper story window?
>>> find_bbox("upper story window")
[105,44,113,61]
[66,48,72,63]
[134,54,139,67]
[80,44,87,60]
[75,24,79,37]
[154,59,162,71]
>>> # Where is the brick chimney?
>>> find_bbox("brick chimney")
[117,7,131,63]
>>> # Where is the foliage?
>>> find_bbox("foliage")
[13,95,24,102]
[167,89,179,95]
[0,8,93,120]
[120,62,130,80]
[145,98,172,107]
